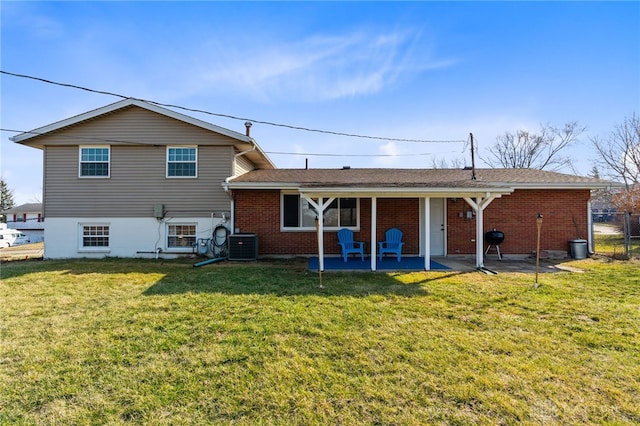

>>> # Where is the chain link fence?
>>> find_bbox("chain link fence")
[592,212,639,258]
[622,213,640,257]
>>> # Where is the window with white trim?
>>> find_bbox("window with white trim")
[167,224,197,248]
[167,146,197,177]
[79,146,110,177]
[81,224,110,249]
[282,194,359,230]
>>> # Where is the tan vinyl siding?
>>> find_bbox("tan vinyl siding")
[234,154,255,177]
[40,107,236,218]
[44,144,233,217]
[34,106,243,147]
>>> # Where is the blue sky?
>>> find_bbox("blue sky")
[2,1,639,204]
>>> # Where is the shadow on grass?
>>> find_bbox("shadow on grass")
[142,259,441,298]
[1,256,468,298]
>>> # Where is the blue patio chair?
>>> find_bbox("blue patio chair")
[337,228,365,262]
[378,228,404,262]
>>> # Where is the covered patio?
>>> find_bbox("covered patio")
[305,188,512,273]
[308,256,452,272]
[308,254,586,274]
[227,168,613,270]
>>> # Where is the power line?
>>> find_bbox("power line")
[1,70,467,144]
[265,151,433,157]
[1,128,438,158]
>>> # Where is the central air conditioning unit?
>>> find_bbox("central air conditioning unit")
[228,233,258,260]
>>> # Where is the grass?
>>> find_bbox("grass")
[1,254,639,425]
[594,233,640,259]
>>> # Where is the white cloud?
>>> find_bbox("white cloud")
[187,28,456,103]
[374,142,402,167]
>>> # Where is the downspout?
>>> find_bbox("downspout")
[222,177,235,235]
[224,122,255,235]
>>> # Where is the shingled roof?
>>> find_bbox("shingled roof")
[228,168,615,190]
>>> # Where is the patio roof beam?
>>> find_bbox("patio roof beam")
[302,195,336,272]
[463,193,501,268]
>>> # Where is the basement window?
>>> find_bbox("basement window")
[167,224,196,249]
[80,224,110,250]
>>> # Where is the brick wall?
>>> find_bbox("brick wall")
[234,189,591,256]
[447,189,591,254]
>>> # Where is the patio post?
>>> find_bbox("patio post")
[318,197,324,271]
[301,195,335,272]
[475,196,484,268]
[371,197,377,271]
[423,197,431,270]
[464,193,501,269]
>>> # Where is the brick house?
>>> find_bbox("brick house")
[226,168,614,270]
[1,203,44,242]
[12,99,615,269]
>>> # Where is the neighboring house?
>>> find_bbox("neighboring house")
[590,190,619,223]
[13,99,617,269]
[1,203,44,242]
[11,99,274,259]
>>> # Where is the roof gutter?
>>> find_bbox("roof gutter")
[493,182,623,190]
[223,182,516,198]
[234,140,256,160]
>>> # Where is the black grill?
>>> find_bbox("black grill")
[485,230,505,245]
[485,229,504,260]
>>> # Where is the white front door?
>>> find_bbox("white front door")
[430,198,445,256]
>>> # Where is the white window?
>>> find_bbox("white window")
[167,224,197,248]
[281,194,359,231]
[80,224,110,250]
[79,146,110,177]
[167,146,197,177]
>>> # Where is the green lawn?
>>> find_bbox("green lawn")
[1,256,639,425]
[594,233,639,259]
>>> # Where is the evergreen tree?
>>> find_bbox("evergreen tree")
[1,178,16,222]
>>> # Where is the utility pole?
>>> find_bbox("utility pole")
[470,133,477,180]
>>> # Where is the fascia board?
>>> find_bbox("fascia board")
[11,99,142,144]
[223,184,516,198]
[225,182,302,190]
[299,187,515,198]
[12,99,252,144]
[499,182,623,190]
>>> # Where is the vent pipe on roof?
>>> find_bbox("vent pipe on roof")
[244,121,252,137]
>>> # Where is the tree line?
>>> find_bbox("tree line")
[481,114,639,212]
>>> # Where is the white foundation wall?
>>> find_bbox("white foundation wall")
[44,217,229,259]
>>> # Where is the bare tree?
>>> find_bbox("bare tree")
[592,114,640,190]
[483,121,586,170]
[430,157,464,169]
[592,114,640,211]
